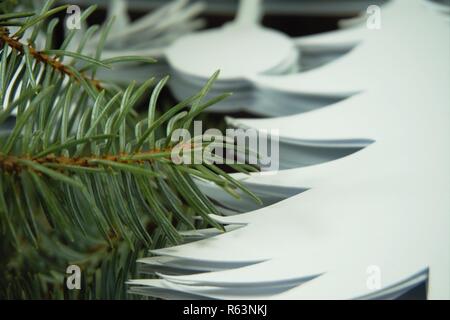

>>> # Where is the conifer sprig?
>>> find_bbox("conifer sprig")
[0,0,259,299]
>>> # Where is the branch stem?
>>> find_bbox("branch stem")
[0,28,103,90]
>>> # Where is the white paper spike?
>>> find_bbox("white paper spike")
[166,0,448,115]
[132,0,450,300]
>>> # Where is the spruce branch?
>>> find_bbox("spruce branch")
[0,27,104,90]
[0,73,251,246]
[0,0,260,299]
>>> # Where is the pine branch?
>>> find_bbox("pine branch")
[0,0,260,299]
[0,73,250,246]
[0,147,172,173]
[0,28,104,90]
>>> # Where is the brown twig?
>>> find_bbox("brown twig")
[0,149,172,174]
[0,28,103,90]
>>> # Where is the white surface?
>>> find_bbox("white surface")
[167,25,294,80]
[164,0,415,114]
[131,0,450,299]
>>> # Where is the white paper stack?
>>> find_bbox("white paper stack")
[164,0,409,116]
[129,0,450,300]
[165,0,300,114]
